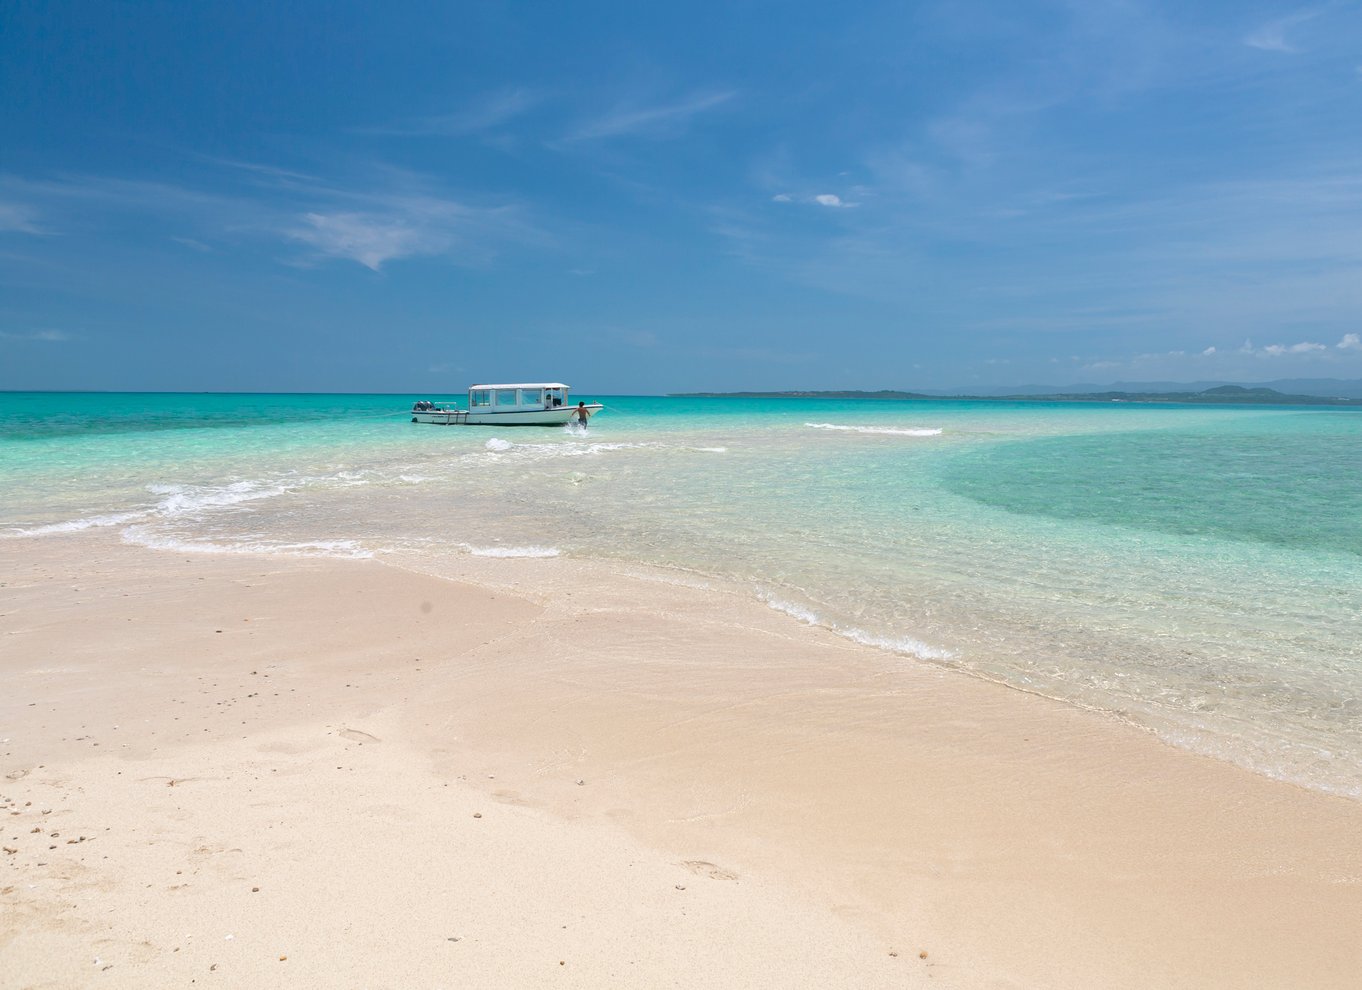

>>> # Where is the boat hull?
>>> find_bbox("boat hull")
[412,404,602,426]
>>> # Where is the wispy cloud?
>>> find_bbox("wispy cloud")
[1244,10,1322,54]
[0,329,73,342]
[770,192,859,208]
[698,342,816,365]
[187,155,322,185]
[279,189,541,271]
[358,88,539,137]
[563,90,734,142]
[1236,334,1362,359]
[1071,330,1362,380]
[0,200,48,234]
[2,167,543,272]
[284,212,445,271]
[171,236,213,252]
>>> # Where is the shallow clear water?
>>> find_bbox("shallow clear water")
[4,391,1360,797]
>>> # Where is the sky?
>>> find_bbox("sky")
[3,0,1362,393]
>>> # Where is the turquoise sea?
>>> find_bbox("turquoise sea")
[4,391,1361,798]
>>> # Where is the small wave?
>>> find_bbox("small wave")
[147,480,296,516]
[122,526,372,559]
[761,593,951,661]
[466,544,561,558]
[7,478,303,539]
[463,439,659,465]
[7,510,150,538]
[691,446,728,453]
[805,423,942,437]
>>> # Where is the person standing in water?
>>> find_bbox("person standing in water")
[575,401,590,426]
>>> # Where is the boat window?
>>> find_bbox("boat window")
[470,390,492,408]
[495,389,519,407]
[523,389,546,406]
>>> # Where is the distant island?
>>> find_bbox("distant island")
[670,385,1362,406]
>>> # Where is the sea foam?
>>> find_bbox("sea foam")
[146,479,296,515]
[7,510,150,538]
[465,544,561,558]
[806,423,942,437]
[760,592,952,661]
[121,525,372,558]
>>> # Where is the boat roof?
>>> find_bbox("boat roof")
[469,382,569,390]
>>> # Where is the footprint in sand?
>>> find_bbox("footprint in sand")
[683,860,738,881]
[339,728,381,743]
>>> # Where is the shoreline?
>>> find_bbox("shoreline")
[3,533,1360,987]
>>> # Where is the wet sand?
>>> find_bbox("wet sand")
[2,533,1360,988]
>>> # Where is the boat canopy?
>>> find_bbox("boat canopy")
[469,382,569,390]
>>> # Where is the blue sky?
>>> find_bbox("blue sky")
[4,1,1362,393]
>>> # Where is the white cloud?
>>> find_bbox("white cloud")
[769,192,857,208]
[1262,341,1327,355]
[284,211,452,271]
[1338,333,1362,350]
[1234,338,1330,357]
[564,90,734,142]
[1202,346,1217,356]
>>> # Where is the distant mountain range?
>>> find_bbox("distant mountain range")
[929,378,1362,399]
[671,381,1362,406]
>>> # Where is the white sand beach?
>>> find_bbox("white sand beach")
[3,532,1360,988]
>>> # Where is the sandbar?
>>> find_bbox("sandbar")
[2,532,1360,988]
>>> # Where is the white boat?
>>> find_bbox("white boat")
[410,383,603,427]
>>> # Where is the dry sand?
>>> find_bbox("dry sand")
[2,532,1360,988]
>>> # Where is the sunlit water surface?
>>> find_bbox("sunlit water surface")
[4,392,1360,797]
